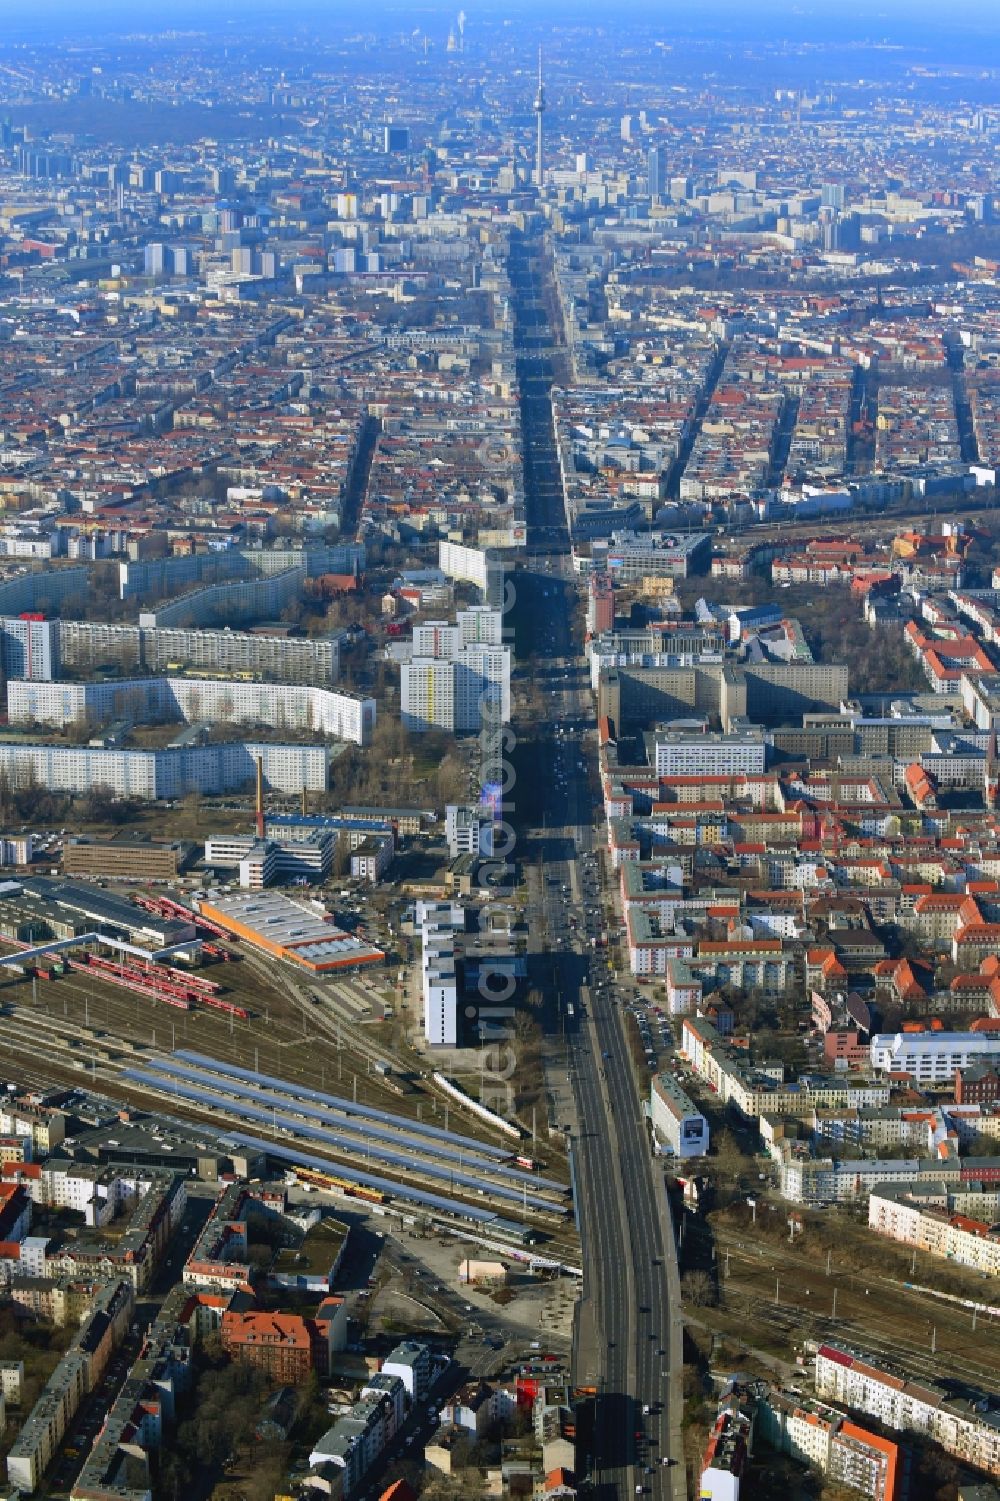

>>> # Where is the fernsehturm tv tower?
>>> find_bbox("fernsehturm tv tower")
[533,47,546,189]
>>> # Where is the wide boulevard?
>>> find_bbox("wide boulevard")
[509,233,686,1501]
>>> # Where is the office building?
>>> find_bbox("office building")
[870,1030,1000,1082]
[445,804,484,857]
[417,901,463,1048]
[587,573,615,636]
[204,831,336,888]
[384,124,410,152]
[63,837,189,883]
[588,531,711,581]
[653,728,767,778]
[650,1073,709,1158]
[143,243,165,277]
[647,146,667,200]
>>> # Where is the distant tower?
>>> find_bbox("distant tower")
[533,47,546,190]
[457,9,466,51]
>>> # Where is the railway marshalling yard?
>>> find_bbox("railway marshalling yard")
[0,930,579,1268]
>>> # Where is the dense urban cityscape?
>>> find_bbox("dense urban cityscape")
[0,4,997,1500]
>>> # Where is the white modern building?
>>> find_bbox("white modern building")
[0,616,58,681]
[438,541,505,607]
[650,1072,709,1158]
[445,804,484,857]
[381,1340,434,1402]
[870,1030,1000,1082]
[653,728,767,778]
[8,678,375,747]
[55,619,341,684]
[0,740,329,799]
[401,648,510,733]
[417,901,463,1048]
[205,831,337,888]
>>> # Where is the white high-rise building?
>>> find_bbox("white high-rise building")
[0,616,57,681]
[437,541,505,607]
[401,659,457,733]
[455,646,510,729]
[411,609,504,658]
[401,649,510,733]
[416,901,464,1048]
[411,623,463,659]
[400,609,509,733]
[445,804,483,857]
[457,607,504,647]
[8,678,374,746]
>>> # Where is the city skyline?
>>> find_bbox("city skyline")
[0,6,999,1501]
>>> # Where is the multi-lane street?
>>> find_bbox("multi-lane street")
[509,235,685,1501]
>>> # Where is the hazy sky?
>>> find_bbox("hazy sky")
[7,0,1000,17]
[3,0,1000,57]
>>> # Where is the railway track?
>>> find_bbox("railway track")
[0,1028,575,1244]
[0,965,423,1114]
[0,996,580,1249]
[713,488,1000,548]
[717,1235,1000,1390]
[3,956,535,1159]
